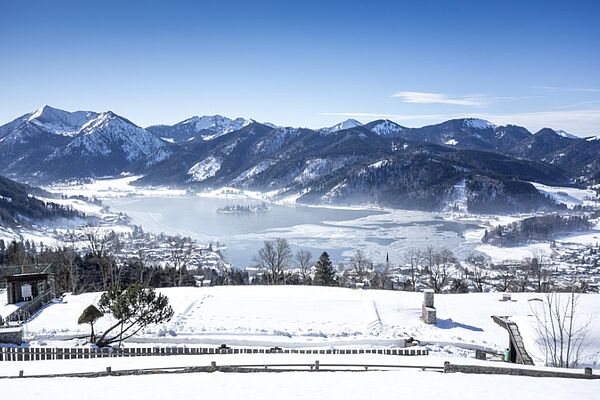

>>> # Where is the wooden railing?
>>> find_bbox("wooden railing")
[4,290,54,325]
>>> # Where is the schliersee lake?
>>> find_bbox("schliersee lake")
[105,195,484,268]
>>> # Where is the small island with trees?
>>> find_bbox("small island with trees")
[216,202,270,215]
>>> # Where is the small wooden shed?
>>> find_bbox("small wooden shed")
[5,273,53,304]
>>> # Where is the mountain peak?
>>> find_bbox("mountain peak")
[462,118,496,129]
[364,119,405,136]
[25,105,99,137]
[320,119,363,133]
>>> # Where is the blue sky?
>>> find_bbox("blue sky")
[1,0,599,135]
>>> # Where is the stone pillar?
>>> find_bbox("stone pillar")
[423,289,435,308]
[422,289,437,324]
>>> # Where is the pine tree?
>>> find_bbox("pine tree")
[313,252,336,286]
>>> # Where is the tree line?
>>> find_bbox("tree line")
[482,214,594,246]
[1,234,590,296]
[248,238,590,294]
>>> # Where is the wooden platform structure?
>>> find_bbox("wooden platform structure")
[491,315,534,365]
[1,265,56,328]
[1,265,54,304]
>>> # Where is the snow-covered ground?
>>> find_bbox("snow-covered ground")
[45,176,187,199]
[2,365,598,399]
[15,286,600,367]
[3,288,599,397]
[531,182,599,209]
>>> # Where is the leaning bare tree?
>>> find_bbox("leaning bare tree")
[253,238,292,284]
[530,292,592,368]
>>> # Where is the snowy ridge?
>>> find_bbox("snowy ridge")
[368,120,404,136]
[464,118,496,129]
[555,129,579,139]
[231,160,274,184]
[320,119,363,133]
[179,115,253,140]
[50,112,170,163]
[188,156,222,182]
[26,105,98,136]
[294,158,347,185]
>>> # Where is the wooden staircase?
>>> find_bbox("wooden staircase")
[492,315,534,365]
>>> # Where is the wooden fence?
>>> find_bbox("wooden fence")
[0,346,428,362]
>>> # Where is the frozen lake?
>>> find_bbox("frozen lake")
[105,196,483,268]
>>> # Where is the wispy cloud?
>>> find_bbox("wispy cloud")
[550,100,600,110]
[532,86,600,93]
[472,109,600,136]
[390,91,488,107]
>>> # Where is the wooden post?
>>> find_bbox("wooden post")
[443,361,451,373]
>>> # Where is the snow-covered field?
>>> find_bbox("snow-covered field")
[2,366,598,400]
[531,182,599,209]
[45,175,187,198]
[15,286,600,367]
[3,296,599,398]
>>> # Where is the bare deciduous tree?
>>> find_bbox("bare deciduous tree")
[526,249,550,293]
[530,292,593,368]
[83,227,119,290]
[404,248,422,291]
[294,249,314,284]
[348,250,373,284]
[253,238,292,285]
[464,253,490,292]
[423,246,454,293]
[166,236,194,287]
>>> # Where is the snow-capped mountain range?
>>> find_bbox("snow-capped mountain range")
[0,105,598,213]
[147,115,256,143]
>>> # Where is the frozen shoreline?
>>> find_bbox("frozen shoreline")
[37,176,600,265]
